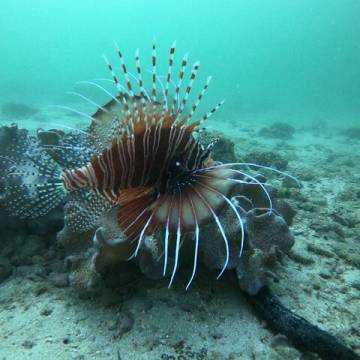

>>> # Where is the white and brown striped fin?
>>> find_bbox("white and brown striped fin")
[164,41,176,108]
[114,41,134,98]
[176,61,200,119]
[151,42,157,102]
[186,76,212,123]
[202,100,224,121]
[135,48,147,105]
[171,53,188,112]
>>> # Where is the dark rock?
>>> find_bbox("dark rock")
[212,135,237,163]
[16,264,45,278]
[0,256,12,283]
[20,235,47,258]
[40,307,53,316]
[343,127,360,140]
[288,250,315,265]
[114,312,134,338]
[49,272,69,287]
[200,131,237,163]
[259,122,295,139]
[274,199,297,226]
[236,209,294,295]
[282,176,300,188]
[21,340,35,349]
[244,151,288,171]
[1,102,39,119]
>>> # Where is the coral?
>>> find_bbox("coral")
[244,151,288,171]
[197,180,294,295]
[0,124,64,229]
[0,256,12,283]
[208,132,237,163]
[258,122,295,139]
[343,126,360,140]
[236,209,294,295]
[1,102,39,119]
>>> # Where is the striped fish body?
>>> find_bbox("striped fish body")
[61,110,237,238]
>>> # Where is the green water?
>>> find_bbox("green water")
[1,0,359,125]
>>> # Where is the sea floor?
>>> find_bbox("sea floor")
[0,106,359,360]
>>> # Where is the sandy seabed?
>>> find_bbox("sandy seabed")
[0,107,359,360]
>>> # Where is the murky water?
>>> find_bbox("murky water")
[0,2,359,359]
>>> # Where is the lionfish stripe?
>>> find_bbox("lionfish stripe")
[168,190,182,288]
[98,153,108,189]
[77,80,123,105]
[164,41,176,107]
[189,184,230,279]
[115,141,124,187]
[195,180,245,257]
[66,91,109,113]
[130,135,137,186]
[107,145,115,190]
[197,166,273,212]
[144,125,159,185]
[202,100,224,121]
[135,48,146,105]
[171,53,188,111]
[102,55,133,122]
[185,191,200,290]
[134,212,154,256]
[187,76,212,123]
[114,41,134,97]
[132,195,165,256]
[151,42,157,101]
[118,190,157,238]
[177,61,200,117]
[156,126,177,183]
[122,206,148,234]
[126,136,135,187]
[62,167,91,191]
[162,195,174,276]
[100,189,118,203]
[103,55,125,99]
[140,128,151,185]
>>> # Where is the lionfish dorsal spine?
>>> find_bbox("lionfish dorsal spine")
[135,48,147,105]
[177,61,200,118]
[151,42,157,102]
[164,41,176,106]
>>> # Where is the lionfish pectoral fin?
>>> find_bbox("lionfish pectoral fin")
[1,152,66,219]
[117,186,158,240]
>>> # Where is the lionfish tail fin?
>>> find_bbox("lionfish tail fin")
[0,151,66,219]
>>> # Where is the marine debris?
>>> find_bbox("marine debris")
[245,286,360,360]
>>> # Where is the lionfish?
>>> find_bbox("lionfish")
[1,42,290,289]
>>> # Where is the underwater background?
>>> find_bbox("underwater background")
[1,0,360,125]
[0,1,359,360]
